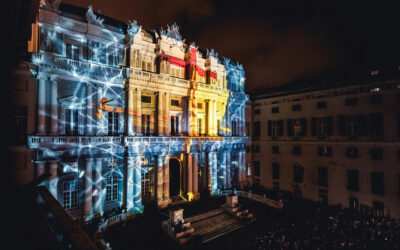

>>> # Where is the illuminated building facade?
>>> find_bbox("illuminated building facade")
[248,76,400,218]
[9,2,249,220]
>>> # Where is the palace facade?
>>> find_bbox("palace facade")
[247,75,400,218]
[9,2,249,220]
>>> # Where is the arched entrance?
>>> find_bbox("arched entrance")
[169,158,181,197]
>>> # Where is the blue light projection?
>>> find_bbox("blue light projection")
[28,4,249,221]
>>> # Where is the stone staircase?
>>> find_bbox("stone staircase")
[185,208,246,243]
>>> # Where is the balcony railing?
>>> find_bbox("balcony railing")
[32,52,124,83]
[28,135,122,148]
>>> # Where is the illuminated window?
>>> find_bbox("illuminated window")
[63,180,78,210]
[65,109,79,135]
[288,118,307,137]
[108,112,119,135]
[106,175,118,201]
[170,116,180,135]
[66,43,80,60]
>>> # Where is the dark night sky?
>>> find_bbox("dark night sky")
[64,0,400,94]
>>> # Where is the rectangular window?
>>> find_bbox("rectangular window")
[318,146,332,156]
[170,116,180,135]
[253,161,260,177]
[293,146,301,155]
[272,163,279,180]
[346,146,359,158]
[268,120,283,137]
[292,104,301,111]
[11,105,27,145]
[370,148,383,160]
[272,181,280,192]
[318,189,328,205]
[141,95,151,103]
[197,103,203,109]
[272,145,279,154]
[142,114,151,135]
[271,107,279,113]
[66,43,80,60]
[371,172,384,195]
[369,113,383,136]
[108,112,119,135]
[254,109,261,115]
[369,95,382,104]
[171,99,180,107]
[318,167,328,186]
[254,144,260,153]
[339,115,367,137]
[106,175,119,201]
[63,180,78,210]
[347,170,359,191]
[312,117,333,137]
[65,109,79,135]
[253,121,260,137]
[345,97,358,106]
[287,118,307,137]
[293,164,304,183]
[316,101,327,109]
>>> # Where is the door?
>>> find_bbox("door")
[169,158,181,197]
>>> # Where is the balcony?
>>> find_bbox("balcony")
[28,135,122,149]
[129,69,190,88]
[32,52,124,84]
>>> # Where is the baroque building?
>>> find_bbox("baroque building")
[248,74,400,219]
[9,2,249,220]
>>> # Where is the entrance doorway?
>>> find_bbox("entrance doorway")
[169,158,181,197]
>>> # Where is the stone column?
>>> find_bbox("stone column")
[206,100,212,136]
[127,85,134,135]
[210,152,218,195]
[164,92,170,135]
[84,158,93,217]
[156,93,163,135]
[86,83,93,135]
[134,89,142,134]
[221,151,227,189]
[94,157,103,214]
[213,100,217,136]
[186,153,193,196]
[156,155,164,204]
[163,156,169,201]
[192,153,198,196]
[37,77,46,134]
[50,78,58,134]
[48,160,58,201]
[133,156,142,208]
[226,151,231,189]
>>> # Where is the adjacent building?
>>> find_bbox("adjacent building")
[9,2,249,220]
[248,74,400,218]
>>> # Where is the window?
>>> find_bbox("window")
[345,97,358,106]
[108,112,119,135]
[65,109,79,135]
[170,116,180,135]
[90,41,106,63]
[338,115,367,137]
[318,167,328,186]
[292,104,301,111]
[63,180,78,210]
[272,163,279,180]
[271,107,279,113]
[11,105,27,145]
[268,120,283,137]
[272,181,280,192]
[272,145,279,154]
[316,101,327,109]
[370,95,382,104]
[293,146,301,155]
[171,99,180,107]
[66,43,80,60]
[197,103,203,109]
[372,201,384,217]
[141,95,151,103]
[253,121,260,137]
[319,189,328,205]
[142,114,151,135]
[370,148,383,160]
[346,146,359,158]
[253,161,260,177]
[347,170,359,191]
[369,113,383,136]
[318,146,332,156]
[254,144,260,153]
[254,109,261,115]
[312,117,333,137]
[293,164,304,183]
[349,197,359,211]
[371,172,384,195]
[106,175,119,201]
[287,118,307,137]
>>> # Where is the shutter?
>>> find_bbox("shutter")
[301,118,307,136]
[311,118,317,136]
[327,116,333,136]
[268,120,272,136]
[287,119,293,136]
[278,120,283,136]
[338,115,346,136]
[358,114,367,136]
